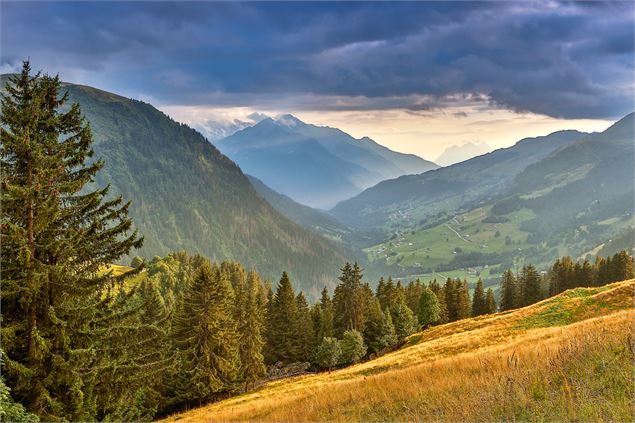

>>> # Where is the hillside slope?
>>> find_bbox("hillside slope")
[364,114,634,280]
[167,280,634,422]
[219,115,437,208]
[331,130,586,236]
[0,75,351,297]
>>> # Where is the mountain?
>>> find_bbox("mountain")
[331,129,588,236]
[355,114,633,281]
[435,141,491,166]
[0,75,351,298]
[218,115,438,209]
[247,175,353,242]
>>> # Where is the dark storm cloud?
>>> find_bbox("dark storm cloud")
[1,1,632,119]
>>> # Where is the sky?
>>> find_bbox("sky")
[2,1,633,160]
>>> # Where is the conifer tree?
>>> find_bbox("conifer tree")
[428,279,448,324]
[417,287,440,327]
[405,279,423,313]
[295,292,315,362]
[0,62,150,420]
[238,271,267,390]
[456,279,471,319]
[471,278,487,316]
[499,270,519,311]
[333,262,365,336]
[266,272,299,363]
[316,287,334,343]
[171,262,241,405]
[444,278,459,321]
[485,288,497,314]
[363,297,396,355]
[521,265,542,306]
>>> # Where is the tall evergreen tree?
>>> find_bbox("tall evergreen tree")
[170,262,241,406]
[485,288,497,314]
[316,287,334,343]
[238,271,267,390]
[521,265,542,306]
[499,270,519,311]
[0,62,154,420]
[333,262,365,336]
[471,278,487,316]
[266,272,299,364]
[417,287,440,328]
[456,279,471,319]
[295,292,315,362]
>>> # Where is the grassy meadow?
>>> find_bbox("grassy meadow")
[165,280,635,422]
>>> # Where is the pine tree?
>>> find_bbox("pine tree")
[238,271,267,391]
[428,279,448,324]
[316,287,334,343]
[266,272,299,364]
[0,62,152,420]
[171,262,241,406]
[405,279,423,313]
[333,262,365,336]
[295,292,315,362]
[417,287,440,327]
[611,251,635,282]
[521,265,542,306]
[499,269,519,311]
[485,288,497,314]
[444,278,459,321]
[456,279,471,319]
[471,278,487,316]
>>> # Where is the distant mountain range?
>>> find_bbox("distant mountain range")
[435,141,491,166]
[0,75,354,299]
[335,114,633,280]
[218,115,438,209]
[331,129,588,236]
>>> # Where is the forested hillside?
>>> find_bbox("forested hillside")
[332,130,586,236]
[359,115,633,284]
[0,74,350,297]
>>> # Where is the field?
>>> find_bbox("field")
[165,280,635,422]
[365,205,535,271]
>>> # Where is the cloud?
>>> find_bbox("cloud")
[1,1,632,119]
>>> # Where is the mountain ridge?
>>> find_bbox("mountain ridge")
[218,114,438,208]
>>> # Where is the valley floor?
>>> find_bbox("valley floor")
[165,280,634,422]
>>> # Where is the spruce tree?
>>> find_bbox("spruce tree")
[267,272,299,364]
[317,287,334,343]
[1,62,149,420]
[238,271,267,391]
[499,269,519,311]
[417,287,440,328]
[171,262,241,406]
[471,278,487,316]
[456,279,471,319]
[333,262,365,336]
[295,292,315,362]
[485,288,497,314]
[521,265,542,306]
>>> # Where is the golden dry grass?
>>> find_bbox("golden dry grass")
[165,280,635,422]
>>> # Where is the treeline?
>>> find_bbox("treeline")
[263,263,499,371]
[499,250,634,311]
